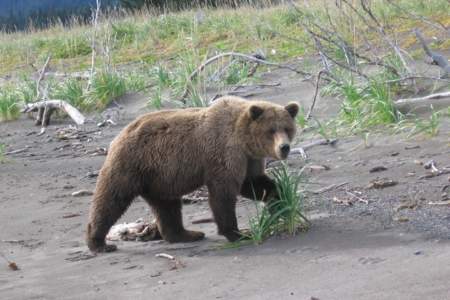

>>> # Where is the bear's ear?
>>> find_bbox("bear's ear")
[285,102,299,118]
[249,105,264,120]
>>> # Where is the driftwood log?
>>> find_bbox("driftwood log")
[22,100,85,128]
[394,91,450,113]
[415,29,450,78]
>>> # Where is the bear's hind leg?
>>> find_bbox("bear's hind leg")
[87,184,135,253]
[149,198,205,243]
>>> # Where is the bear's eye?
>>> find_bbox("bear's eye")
[269,128,276,135]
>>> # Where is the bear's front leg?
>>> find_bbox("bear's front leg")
[207,182,243,242]
[240,174,278,203]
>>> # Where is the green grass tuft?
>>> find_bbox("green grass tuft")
[242,163,309,245]
[86,71,127,110]
[52,78,86,109]
[0,87,21,121]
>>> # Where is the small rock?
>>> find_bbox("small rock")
[369,166,388,173]
[367,178,398,189]
[390,152,400,156]
[414,251,423,255]
[86,171,99,178]
[405,145,420,150]
[158,280,167,285]
[150,271,162,277]
[394,216,409,222]
[71,190,94,197]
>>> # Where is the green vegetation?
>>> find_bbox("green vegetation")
[0,0,448,130]
[0,87,21,121]
[86,72,128,110]
[0,143,5,163]
[242,163,309,244]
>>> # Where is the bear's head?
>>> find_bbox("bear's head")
[241,101,299,160]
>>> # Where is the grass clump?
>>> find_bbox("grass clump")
[323,71,400,133]
[86,71,127,110]
[0,143,5,163]
[271,163,309,235]
[242,163,309,245]
[0,87,21,121]
[52,78,86,109]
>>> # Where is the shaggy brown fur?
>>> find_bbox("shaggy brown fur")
[86,96,299,252]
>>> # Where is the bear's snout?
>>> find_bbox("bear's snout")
[280,143,290,158]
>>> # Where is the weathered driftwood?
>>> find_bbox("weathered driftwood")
[22,100,85,127]
[394,91,450,113]
[415,29,450,78]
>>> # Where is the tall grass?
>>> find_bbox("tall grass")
[86,72,127,110]
[0,143,5,163]
[0,87,21,121]
[243,163,309,244]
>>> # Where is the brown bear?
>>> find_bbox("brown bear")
[86,96,299,252]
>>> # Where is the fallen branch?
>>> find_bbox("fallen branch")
[414,29,450,78]
[395,91,450,105]
[311,182,348,194]
[289,138,337,160]
[180,52,311,102]
[155,253,175,260]
[428,200,450,206]
[305,69,326,121]
[387,1,449,34]
[22,100,86,127]
[4,146,30,155]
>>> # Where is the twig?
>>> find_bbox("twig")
[305,69,326,121]
[180,52,311,102]
[311,182,348,194]
[310,34,369,80]
[290,138,337,159]
[384,76,450,85]
[428,200,450,206]
[395,91,450,105]
[341,0,411,74]
[293,138,338,151]
[36,55,51,100]
[387,1,449,34]
[4,146,30,155]
[346,191,369,204]
[155,253,175,260]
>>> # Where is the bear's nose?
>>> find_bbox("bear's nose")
[280,144,290,155]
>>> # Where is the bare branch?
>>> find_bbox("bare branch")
[306,69,327,121]
[395,91,450,105]
[36,55,51,100]
[180,52,311,102]
[414,29,450,78]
